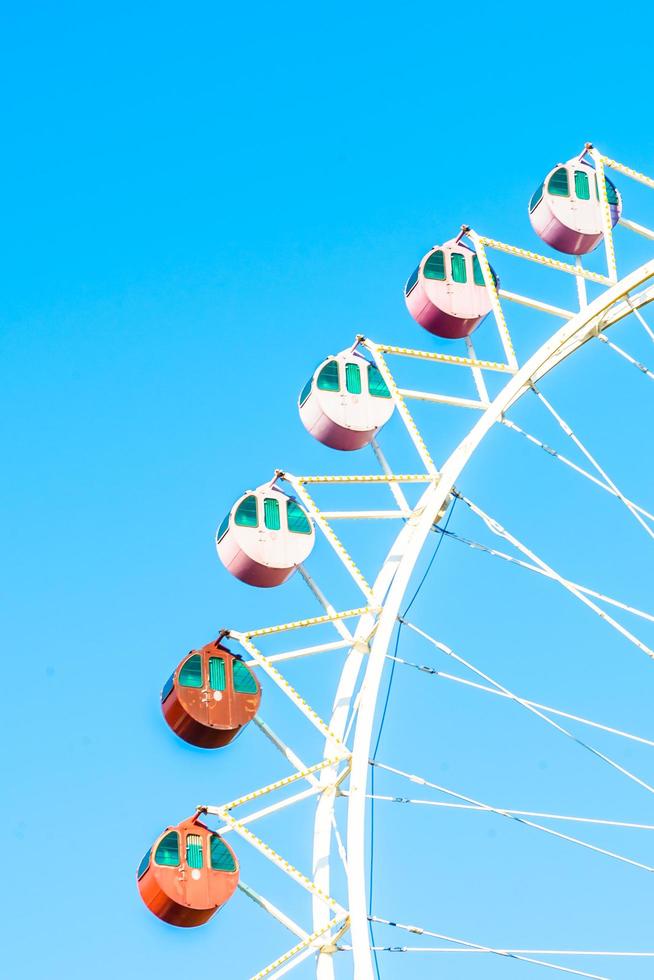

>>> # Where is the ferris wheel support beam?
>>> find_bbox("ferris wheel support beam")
[341,261,654,980]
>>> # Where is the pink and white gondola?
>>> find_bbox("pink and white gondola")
[298,349,395,451]
[216,483,314,587]
[529,151,622,255]
[404,234,497,340]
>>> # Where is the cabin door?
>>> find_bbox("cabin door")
[206,655,231,729]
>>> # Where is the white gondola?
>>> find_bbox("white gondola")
[298,349,394,450]
[216,482,314,587]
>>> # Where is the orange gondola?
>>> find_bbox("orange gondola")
[136,815,239,927]
[161,637,261,748]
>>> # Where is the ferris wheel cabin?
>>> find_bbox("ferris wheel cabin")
[298,348,395,450]
[136,816,239,927]
[404,236,497,339]
[216,483,315,587]
[529,154,622,255]
[161,638,261,748]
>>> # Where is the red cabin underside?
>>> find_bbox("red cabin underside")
[138,869,220,928]
[162,688,243,748]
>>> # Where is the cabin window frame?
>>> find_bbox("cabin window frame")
[423,250,446,281]
[137,848,152,879]
[450,252,467,284]
[548,167,570,197]
[298,377,313,407]
[472,255,486,287]
[367,363,391,399]
[154,831,181,867]
[210,834,238,873]
[286,499,312,535]
[234,495,259,529]
[208,656,226,692]
[161,673,175,702]
[232,658,258,694]
[186,833,204,870]
[179,654,203,689]
[216,513,230,544]
[264,497,281,531]
[574,170,591,200]
[529,182,544,213]
[316,360,340,392]
[345,362,362,395]
[405,266,420,296]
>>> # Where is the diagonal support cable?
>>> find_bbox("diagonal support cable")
[456,492,654,661]
[532,385,654,541]
[501,416,654,525]
[400,618,654,797]
[371,760,654,873]
[436,525,654,623]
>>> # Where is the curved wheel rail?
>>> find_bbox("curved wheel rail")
[340,263,654,980]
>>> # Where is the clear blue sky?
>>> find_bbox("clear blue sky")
[3,3,654,978]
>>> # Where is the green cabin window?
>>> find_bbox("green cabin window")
[548,167,569,197]
[137,849,151,879]
[345,363,362,395]
[154,832,180,867]
[367,364,391,398]
[529,182,544,213]
[235,495,258,528]
[186,834,204,870]
[210,834,237,873]
[299,377,313,407]
[405,266,420,295]
[450,252,467,284]
[287,499,311,535]
[179,654,203,688]
[423,250,445,281]
[574,170,590,200]
[233,659,257,694]
[604,178,619,206]
[216,513,230,543]
[472,255,486,286]
[317,360,340,392]
[264,497,281,530]
[208,657,226,691]
[161,673,175,702]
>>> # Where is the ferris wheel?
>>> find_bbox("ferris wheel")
[136,143,654,979]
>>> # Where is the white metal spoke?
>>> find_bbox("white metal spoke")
[400,618,654,796]
[456,492,654,660]
[598,331,654,380]
[626,296,654,342]
[370,761,654,873]
[298,566,355,643]
[357,793,654,829]
[238,881,310,941]
[465,335,490,403]
[532,386,654,541]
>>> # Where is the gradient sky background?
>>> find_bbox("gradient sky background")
[3,3,654,978]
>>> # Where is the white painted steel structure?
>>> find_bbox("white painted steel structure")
[195,148,654,979]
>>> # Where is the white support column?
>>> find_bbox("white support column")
[371,436,412,513]
[575,257,588,310]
